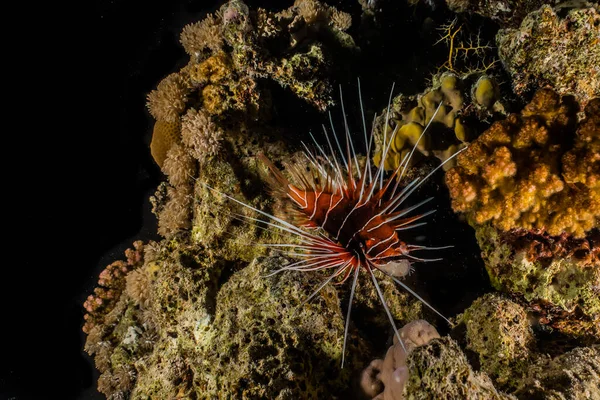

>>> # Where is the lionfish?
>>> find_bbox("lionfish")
[204,81,465,367]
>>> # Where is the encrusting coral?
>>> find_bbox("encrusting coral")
[373,72,504,172]
[446,89,599,238]
[149,120,181,168]
[497,4,600,107]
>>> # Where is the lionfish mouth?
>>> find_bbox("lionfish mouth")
[200,79,466,368]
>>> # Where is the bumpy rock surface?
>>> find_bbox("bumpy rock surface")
[497,5,600,107]
[404,337,516,399]
[515,345,600,399]
[194,256,369,398]
[474,224,600,341]
[461,293,535,391]
[444,0,548,28]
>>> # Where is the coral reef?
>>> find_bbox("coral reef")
[373,72,505,172]
[84,240,375,398]
[359,294,600,400]
[146,0,363,247]
[497,4,600,107]
[194,256,369,398]
[446,89,599,339]
[84,1,600,399]
[146,0,358,167]
[458,292,600,397]
[446,89,599,238]
[444,0,548,28]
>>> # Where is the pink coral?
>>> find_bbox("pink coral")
[83,241,145,334]
[360,320,441,400]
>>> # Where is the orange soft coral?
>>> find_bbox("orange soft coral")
[446,89,599,238]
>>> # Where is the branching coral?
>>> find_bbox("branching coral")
[497,5,600,107]
[83,241,145,334]
[446,89,599,238]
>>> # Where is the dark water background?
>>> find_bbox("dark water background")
[3,1,496,398]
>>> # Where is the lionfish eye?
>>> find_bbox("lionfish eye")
[377,259,411,278]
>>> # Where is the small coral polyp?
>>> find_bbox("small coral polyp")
[446,89,599,238]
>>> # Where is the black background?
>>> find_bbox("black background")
[3,1,222,398]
